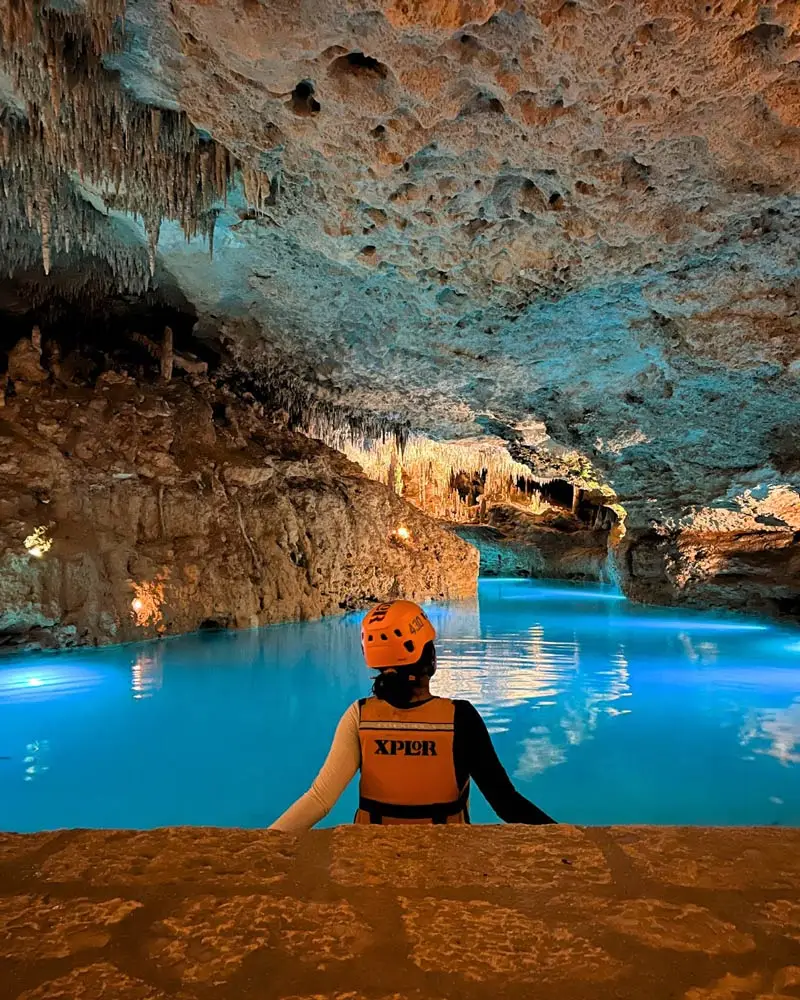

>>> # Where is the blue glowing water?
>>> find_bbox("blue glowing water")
[1,578,799,832]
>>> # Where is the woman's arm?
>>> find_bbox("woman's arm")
[269,702,361,833]
[454,700,556,824]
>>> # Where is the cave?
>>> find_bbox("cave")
[1,0,800,860]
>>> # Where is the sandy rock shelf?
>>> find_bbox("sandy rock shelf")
[1,826,799,1000]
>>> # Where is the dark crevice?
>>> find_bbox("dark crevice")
[734,22,785,52]
[330,51,389,79]
[290,80,320,117]
[0,281,213,382]
[461,92,506,116]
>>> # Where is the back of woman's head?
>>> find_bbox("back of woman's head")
[372,640,436,708]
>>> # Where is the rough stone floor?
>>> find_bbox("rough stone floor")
[1,826,799,1000]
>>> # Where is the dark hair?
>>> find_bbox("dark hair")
[372,641,437,709]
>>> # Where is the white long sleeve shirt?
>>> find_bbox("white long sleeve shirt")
[270,702,362,833]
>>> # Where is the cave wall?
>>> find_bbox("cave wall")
[613,526,800,619]
[0,370,477,652]
[455,503,610,582]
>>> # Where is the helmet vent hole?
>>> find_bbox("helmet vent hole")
[404,640,415,653]
[380,633,388,641]
[367,635,374,642]
[394,628,402,637]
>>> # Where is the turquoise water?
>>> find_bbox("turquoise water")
[1,578,799,832]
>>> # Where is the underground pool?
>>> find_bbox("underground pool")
[1,578,799,832]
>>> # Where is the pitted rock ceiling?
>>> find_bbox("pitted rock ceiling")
[3,0,800,523]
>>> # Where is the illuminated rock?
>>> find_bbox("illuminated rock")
[0,376,477,651]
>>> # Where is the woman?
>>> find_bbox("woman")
[270,599,555,831]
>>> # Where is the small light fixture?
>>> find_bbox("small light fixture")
[394,525,411,542]
[131,598,144,613]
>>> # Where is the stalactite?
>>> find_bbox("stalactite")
[0,0,269,301]
[324,433,549,523]
[150,108,161,148]
[207,210,217,262]
[145,216,160,278]
[39,192,51,275]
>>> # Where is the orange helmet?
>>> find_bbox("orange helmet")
[361,600,436,669]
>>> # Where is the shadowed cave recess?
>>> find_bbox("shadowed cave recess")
[1,0,800,650]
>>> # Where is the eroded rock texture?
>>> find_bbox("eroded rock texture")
[103,0,800,514]
[0,372,477,651]
[615,523,800,618]
[457,502,611,580]
[0,0,799,616]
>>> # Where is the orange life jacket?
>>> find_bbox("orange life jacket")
[356,695,470,825]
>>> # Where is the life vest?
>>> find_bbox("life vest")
[356,696,470,825]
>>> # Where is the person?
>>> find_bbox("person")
[270,599,555,831]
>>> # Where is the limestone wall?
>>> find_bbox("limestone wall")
[456,501,610,582]
[613,527,800,619]
[0,374,478,651]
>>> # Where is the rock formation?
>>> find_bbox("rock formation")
[0,367,477,652]
[615,518,800,619]
[457,502,611,581]
[0,0,799,621]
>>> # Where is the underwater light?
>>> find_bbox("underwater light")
[0,664,107,703]
[394,525,412,542]
[517,584,626,601]
[629,619,769,633]
[131,598,144,613]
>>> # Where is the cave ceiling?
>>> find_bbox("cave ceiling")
[1,0,800,522]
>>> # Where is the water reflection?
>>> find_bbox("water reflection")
[1,578,799,831]
[740,700,800,765]
[678,633,719,664]
[436,621,633,778]
[23,740,50,783]
[0,663,104,703]
[131,647,164,700]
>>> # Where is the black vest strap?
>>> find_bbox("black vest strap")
[359,786,470,824]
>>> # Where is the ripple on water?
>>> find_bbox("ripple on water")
[0,578,798,831]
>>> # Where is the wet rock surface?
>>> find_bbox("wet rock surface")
[456,503,610,581]
[0,373,477,651]
[614,525,800,619]
[0,825,799,1000]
